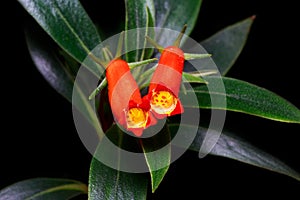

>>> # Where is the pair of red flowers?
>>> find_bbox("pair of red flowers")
[106,44,185,137]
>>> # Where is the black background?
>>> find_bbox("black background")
[2,0,300,199]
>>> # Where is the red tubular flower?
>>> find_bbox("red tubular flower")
[106,59,156,136]
[147,46,185,119]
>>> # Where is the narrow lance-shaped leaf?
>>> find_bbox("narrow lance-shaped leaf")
[25,23,75,103]
[182,72,207,84]
[210,131,300,182]
[89,159,148,200]
[18,0,101,63]
[154,0,202,46]
[0,178,87,200]
[125,0,155,62]
[141,125,171,192]
[168,124,300,182]
[89,126,148,200]
[182,76,300,123]
[201,16,255,75]
[25,22,103,138]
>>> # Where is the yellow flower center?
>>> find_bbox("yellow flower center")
[150,91,177,115]
[126,108,148,128]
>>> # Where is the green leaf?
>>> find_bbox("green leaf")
[72,82,104,139]
[0,178,87,200]
[182,72,207,84]
[182,125,300,182]
[89,160,148,200]
[154,0,202,46]
[141,126,171,192]
[25,23,104,138]
[125,0,155,62]
[182,76,300,123]
[210,131,300,182]
[25,23,75,103]
[201,16,255,75]
[168,124,300,182]
[89,126,148,199]
[18,0,101,63]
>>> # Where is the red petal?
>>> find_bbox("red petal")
[106,59,142,127]
[151,111,167,119]
[159,46,185,71]
[148,46,184,96]
[126,112,157,137]
[128,97,157,137]
[106,59,159,136]
[147,83,184,118]
[149,96,184,118]
[146,112,157,127]
[129,128,143,137]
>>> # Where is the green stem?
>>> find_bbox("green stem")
[102,47,113,62]
[128,58,157,69]
[145,36,164,53]
[88,52,106,67]
[88,78,107,100]
[184,53,212,60]
[115,31,125,59]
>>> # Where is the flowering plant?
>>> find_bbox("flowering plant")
[2,0,299,199]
